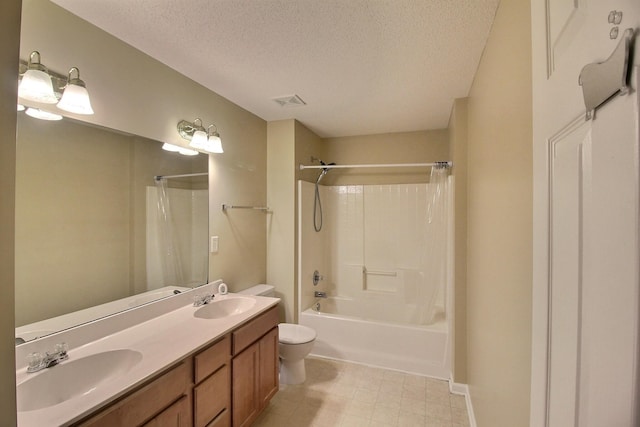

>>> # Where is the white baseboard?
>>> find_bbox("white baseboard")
[449,378,477,427]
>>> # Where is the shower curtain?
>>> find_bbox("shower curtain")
[420,165,450,324]
[154,178,185,286]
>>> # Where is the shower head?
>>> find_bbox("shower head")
[316,161,336,184]
[311,157,336,184]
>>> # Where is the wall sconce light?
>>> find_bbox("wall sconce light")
[177,118,224,154]
[18,51,58,104]
[206,125,224,153]
[57,67,94,115]
[17,51,94,117]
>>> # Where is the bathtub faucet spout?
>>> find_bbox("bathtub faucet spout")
[314,291,327,298]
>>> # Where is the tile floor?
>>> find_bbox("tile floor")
[253,357,471,427]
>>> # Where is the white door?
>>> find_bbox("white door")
[531,2,640,427]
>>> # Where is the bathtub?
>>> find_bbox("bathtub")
[299,297,450,378]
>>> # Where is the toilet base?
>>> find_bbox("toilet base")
[279,358,306,384]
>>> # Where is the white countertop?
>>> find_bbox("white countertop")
[16,291,279,427]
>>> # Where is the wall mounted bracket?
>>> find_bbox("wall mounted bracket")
[579,28,635,120]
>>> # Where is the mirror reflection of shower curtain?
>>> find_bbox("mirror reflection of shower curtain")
[421,165,449,324]
[154,178,185,286]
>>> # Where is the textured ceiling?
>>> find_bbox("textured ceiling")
[51,0,499,138]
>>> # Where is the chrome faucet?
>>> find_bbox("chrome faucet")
[193,293,214,307]
[314,291,327,298]
[26,342,69,373]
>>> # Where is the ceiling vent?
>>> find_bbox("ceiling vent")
[272,94,306,107]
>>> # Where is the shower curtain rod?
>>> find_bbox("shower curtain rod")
[154,172,208,180]
[298,161,452,170]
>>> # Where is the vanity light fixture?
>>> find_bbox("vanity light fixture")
[18,51,94,116]
[188,118,208,150]
[18,51,58,104]
[25,107,63,121]
[57,67,94,115]
[177,118,223,154]
[162,142,200,156]
[162,143,181,152]
[178,147,199,156]
[205,124,223,153]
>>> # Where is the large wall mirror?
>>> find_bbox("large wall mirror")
[15,0,212,344]
[15,114,209,343]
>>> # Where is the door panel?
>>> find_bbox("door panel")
[532,0,640,425]
[548,120,589,427]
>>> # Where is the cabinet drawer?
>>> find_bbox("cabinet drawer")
[143,395,190,427]
[232,306,278,355]
[206,408,230,427]
[76,361,190,427]
[195,334,231,383]
[194,365,230,427]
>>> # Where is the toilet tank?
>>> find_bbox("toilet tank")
[238,284,275,297]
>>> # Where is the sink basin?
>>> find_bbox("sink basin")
[194,296,256,319]
[17,349,142,412]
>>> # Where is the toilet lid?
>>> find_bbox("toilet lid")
[279,323,316,344]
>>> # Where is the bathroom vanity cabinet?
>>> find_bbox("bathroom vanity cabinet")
[74,306,278,427]
[231,308,279,427]
[76,361,192,427]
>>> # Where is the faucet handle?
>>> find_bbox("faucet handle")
[55,342,68,355]
[26,352,43,372]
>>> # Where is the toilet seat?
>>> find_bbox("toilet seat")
[279,323,316,344]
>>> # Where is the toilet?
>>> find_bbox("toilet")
[239,284,316,384]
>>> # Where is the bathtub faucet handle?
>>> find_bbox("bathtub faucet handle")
[314,291,327,298]
[312,270,324,286]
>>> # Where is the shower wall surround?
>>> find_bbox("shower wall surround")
[299,180,450,325]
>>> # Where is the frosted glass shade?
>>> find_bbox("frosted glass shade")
[206,135,223,153]
[178,147,199,156]
[25,108,62,121]
[189,129,208,149]
[57,83,94,115]
[18,69,58,104]
[162,143,181,152]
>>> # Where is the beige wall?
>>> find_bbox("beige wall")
[465,0,533,425]
[266,119,324,322]
[19,0,267,291]
[266,120,296,322]
[1,0,21,422]
[322,130,449,185]
[448,98,468,383]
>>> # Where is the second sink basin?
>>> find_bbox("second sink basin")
[17,349,143,412]
[194,296,256,319]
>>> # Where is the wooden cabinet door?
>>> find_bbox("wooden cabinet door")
[258,328,278,406]
[231,342,260,427]
[143,396,190,427]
